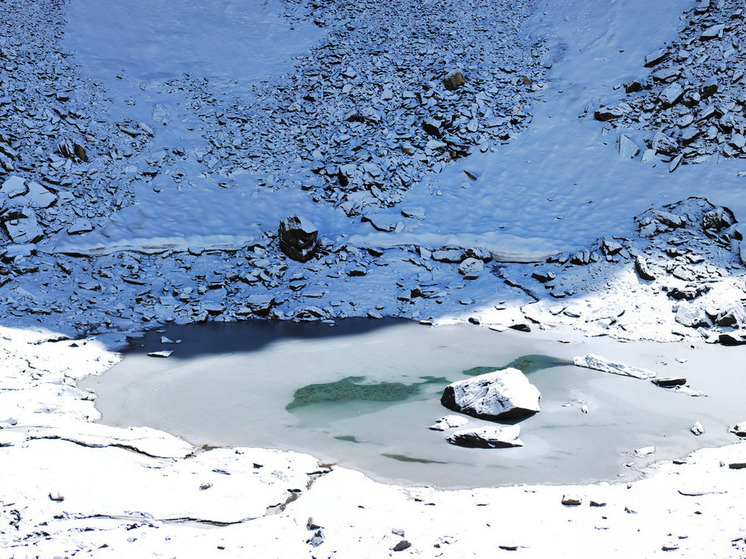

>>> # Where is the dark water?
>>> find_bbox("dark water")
[82,319,746,488]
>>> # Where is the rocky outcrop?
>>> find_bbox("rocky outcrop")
[440,368,541,421]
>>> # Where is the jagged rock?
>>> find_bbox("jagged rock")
[279,215,318,262]
[441,368,541,421]
[4,212,43,244]
[700,23,724,40]
[447,424,523,448]
[458,257,484,279]
[431,248,464,263]
[246,294,274,316]
[652,377,687,388]
[653,211,685,228]
[668,284,709,301]
[594,106,625,121]
[635,255,656,281]
[422,119,441,137]
[532,270,556,283]
[67,219,93,235]
[1,176,27,198]
[362,214,402,232]
[675,304,710,327]
[729,421,746,437]
[25,181,57,208]
[573,354,656,379]
[561,495,582,506]
[428,415,469,431]
[715,305,746,328]
[74,143,88,162]
[659,83,684,107]
[701,78,718,99]
[719,332,746,346]
[644,48,670,67]
[602,239,623,255]
[702,206,735,234]
[443,70,465,91]
[618,134,640,159]
[690,421,705,436]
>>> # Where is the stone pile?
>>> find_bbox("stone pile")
[201,0,547,214]
[593,0,746,169]
[500,197,746,343]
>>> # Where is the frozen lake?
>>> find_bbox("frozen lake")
[83,320,746,488]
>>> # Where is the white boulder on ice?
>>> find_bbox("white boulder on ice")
[441,368,541,421]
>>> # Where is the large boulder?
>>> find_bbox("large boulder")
[279,215,318,262]
[447,424,523,448]
[440,368,541,421]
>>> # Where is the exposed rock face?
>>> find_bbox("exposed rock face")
[440,368,541,421]
[447,424,523,448]
[279,215,318,262]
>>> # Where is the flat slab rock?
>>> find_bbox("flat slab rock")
[441,368,541,421]
[447,424,523,448]
[573,354,656,380]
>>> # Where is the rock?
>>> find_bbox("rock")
[561,495,582,506]
[74,143,88,162]
[594,106,625,121]
[728,463,746,470]
[690,421,705,436]
[422,119,441,137]
[458,257,484,279]
[25,181,57,208]
[719,332,746,346]
[729,422,746,437]
[634,445,655,457]
[675,304,710,328]
[147,350,173,358]
[573,354,656,379]
[1,176,27,198]
[531,270,556,283]
[644,48,670,67]
[618,134,640,159]
[651,377,687,388]
[702,206,735,233]
[246,294,274,317]
[602,239,623,255]
[392,540,412,552]
[443,70,465,91]
[279,215,318,262]
[428,415,469,431]
[67,219,93,235]
[715,305,746,328]
[700,24,724,40]
[659,83,684,108]
[446,424,523,448]
[4,212,43,244]
[635,255,656,281]
[431,248,464,263]
[441,368,541,421]
[362,215,402,233]
[701,78,718,99]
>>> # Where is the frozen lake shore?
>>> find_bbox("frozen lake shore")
[1,0,746,556]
